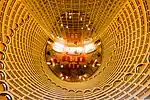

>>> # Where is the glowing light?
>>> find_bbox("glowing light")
[60,65,63,68]
[52,40,96,54]
[97,42,101,45]
[92,65,95,67]
[69,15,72,19]
[95,59,97,62]
[61,24,63,26]
[84,65,87,68]
[84,43,96,53]
[60,73,63,77]
[81,27,83,29]
[47,62,51,65]
[51,58,53,61]
[47,41,51,44]
[82,77,85,80]
[53,42,64,52]
[84,74,87,77]
[86,24,88,27]
[66,47,83,54]
[61,77,64,80]
[65,76,68,79]
[97,64,101,66]
[84,38,93,44]
[66,26,68,28]
[79,76,82,79]
[51,34,54,38]
[60,37,63,40]
[80,17,83,21]
[87,28,90,30]
[69,13,72,15]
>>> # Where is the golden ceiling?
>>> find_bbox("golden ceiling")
[0,0,150,100]
[22,0,126,43]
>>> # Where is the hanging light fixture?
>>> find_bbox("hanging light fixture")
[87,28,90,30]
[60,65,63,68]
[69,15,72,19]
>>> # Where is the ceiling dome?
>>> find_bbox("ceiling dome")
[0,0,150,99]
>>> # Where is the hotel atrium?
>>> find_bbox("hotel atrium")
[0,0,150,99]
